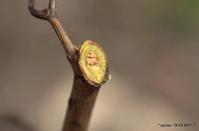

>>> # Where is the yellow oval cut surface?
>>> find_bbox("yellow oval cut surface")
[79,40,108,86]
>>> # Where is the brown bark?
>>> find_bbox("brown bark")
[62,75,100,131]
[28,1,109,131]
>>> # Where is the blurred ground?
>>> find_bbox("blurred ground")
[0,0,199,131]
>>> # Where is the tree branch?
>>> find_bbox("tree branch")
[28,0,77,59]
[28,1,110,131]
[62,75,100,131]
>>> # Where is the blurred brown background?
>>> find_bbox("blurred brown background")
[0,0,199,131]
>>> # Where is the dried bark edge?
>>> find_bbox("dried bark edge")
[78,40,110,87]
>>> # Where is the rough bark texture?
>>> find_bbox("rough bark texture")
[28,1,108,131]
[62,75,100,131]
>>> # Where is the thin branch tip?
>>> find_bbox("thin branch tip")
[28,0,56,20]
[49,0,56,10]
